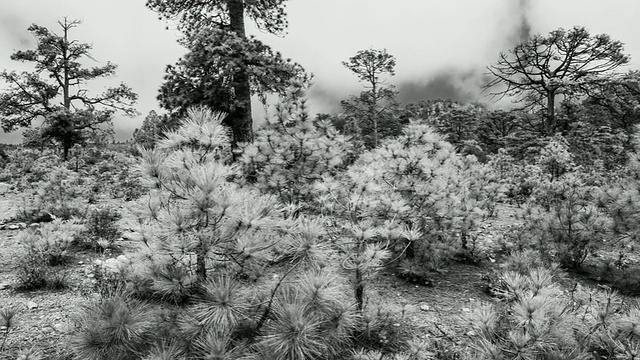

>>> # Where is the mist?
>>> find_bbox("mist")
[0,0,639,143]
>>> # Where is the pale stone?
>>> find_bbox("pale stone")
[26,301,38,310]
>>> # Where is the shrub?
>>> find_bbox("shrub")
[19,166,93,221]
[237,83,356,213]
[14,220,82,290]
[523,174,611,268]
[37,219,84,265]
[71,296,157,360]
[599,134,640,251]
[466,266,640,359]
[535,134,575,181]
[72,107,371,359]
[488,149,544,206]
[77,148,145,201]
[85,207,121,252]
[14,348,43,360]
[14,236,50,290]
[317,122,500,273]
[254,271,357,360]
[129,107,292,301]
[0,148,59,187]
[92,255,133,297]
[314,172,408,309]
[0,307,17,353]
[351,304,411,355]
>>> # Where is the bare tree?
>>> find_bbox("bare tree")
[484,26,629,135]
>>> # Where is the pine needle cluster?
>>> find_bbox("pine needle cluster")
[468,261,640,359]
[237,83,356,213]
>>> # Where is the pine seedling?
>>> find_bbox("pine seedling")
[141,341,186,360]
[0,307,17,352]
[15,348,42,360]
[131,107,289,295]
[71,296,156,360]
[237,82,356,214]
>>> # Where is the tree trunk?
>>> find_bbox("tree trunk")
[227,0,253,152]
[546,90,556,135]
[196,243,207,282]
[62,19,71,110]
[354,267,364,311]
[370,83,378,148]
[62,145,69,161]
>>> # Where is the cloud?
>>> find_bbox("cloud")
[394,0,536,106]
[0,14,34,49]
[397,70,480,104]
[512,0,533,44]
[307,81,347,114]
[1,0,639,143]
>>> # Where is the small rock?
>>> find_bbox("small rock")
[7,224,19,230]
[78,261,84,265]
[28,223,40,229]
[420,304,430,312]
[0,282,10,290]
[17,222,27,229]
[462,308,470,312]
[54,323,73,333]
[26,301,38,310]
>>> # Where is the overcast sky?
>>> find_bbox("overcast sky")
[0,0,639,143]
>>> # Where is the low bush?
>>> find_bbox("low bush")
[467,263,640,359]
[71,296,158,360]
[84,206,121,252]
[237,84,356,213]
[16,167,93,222]
[0,307,18,354]
[351,304,412,355]
[14,220,83,290]
[524,174,611,268]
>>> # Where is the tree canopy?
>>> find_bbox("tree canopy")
[147,0,298,150]
[484,26,630,135]
[340,48,399,147]
[0,18,137,159]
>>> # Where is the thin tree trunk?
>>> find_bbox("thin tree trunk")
[370,82,378,147]
[62,18,71,111]
[227,0,253,152]
[546,90,556,135]
[196,244,207,282]
[354,267,364,311]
